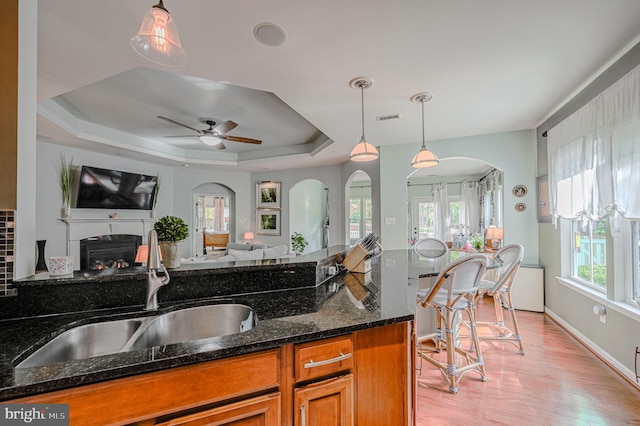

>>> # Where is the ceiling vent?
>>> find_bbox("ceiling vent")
[376,113,400,122]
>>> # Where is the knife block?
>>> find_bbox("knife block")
[343,245,370,272]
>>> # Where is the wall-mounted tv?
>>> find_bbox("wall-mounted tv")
[76,166,158,210]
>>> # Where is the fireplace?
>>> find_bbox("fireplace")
[80,234,142,270]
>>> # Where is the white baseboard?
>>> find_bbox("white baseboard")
[545,308,639,390]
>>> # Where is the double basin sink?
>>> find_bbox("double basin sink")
[17,304,257,369]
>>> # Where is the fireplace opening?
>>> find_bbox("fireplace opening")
[80,234,142,271]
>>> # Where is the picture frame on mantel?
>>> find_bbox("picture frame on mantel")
[256,181,281,209]
[257,209,280,235]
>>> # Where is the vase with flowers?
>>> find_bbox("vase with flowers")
[469,233,485,252]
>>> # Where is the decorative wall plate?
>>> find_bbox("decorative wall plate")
[515,203,526,212]
[512,185,527,197]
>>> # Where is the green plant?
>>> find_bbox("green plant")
[154,216,189,242]
[58,155,74,207]
[469,233,484,249]
[291,232,308,254]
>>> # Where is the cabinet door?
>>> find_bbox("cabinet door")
[294,374,354,426]
[155,392,281,426]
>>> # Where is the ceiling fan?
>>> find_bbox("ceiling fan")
[157,116,262,149]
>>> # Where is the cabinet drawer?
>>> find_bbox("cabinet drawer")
[295,335,353,382]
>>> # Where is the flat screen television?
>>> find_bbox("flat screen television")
[76,166,158,210]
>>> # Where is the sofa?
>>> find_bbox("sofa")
[182,242,295,264]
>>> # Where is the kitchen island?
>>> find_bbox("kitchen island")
[0,247,418,425]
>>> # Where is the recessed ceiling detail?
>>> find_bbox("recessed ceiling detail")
[253,22,287,47]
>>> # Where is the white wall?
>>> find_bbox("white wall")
[289,179,326,253]
[380,129,539,265]
[253,166,343,249]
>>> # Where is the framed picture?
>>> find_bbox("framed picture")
[537,175,552,223]
[256,181,281,209]
[257,209,280,235]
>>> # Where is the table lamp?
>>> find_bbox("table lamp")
[243,232,255,244]
[486,227,504,250]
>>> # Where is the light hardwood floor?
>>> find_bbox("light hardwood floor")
[416,297,640,425]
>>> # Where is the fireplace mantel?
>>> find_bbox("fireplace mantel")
[60,218,155,269]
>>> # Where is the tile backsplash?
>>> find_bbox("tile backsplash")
[0,211,17,297]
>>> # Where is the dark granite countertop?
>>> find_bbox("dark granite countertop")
[0,248,418,401]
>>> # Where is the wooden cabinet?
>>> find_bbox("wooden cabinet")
[155,393,281,426]
[294,374,354,426]
[9,322,412,425]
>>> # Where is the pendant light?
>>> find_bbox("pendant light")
[410,92,439,168]
[130,0,187,67]
[349,77,379,162]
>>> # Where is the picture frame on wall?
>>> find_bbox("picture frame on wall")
[537,175,552,223]
[257,209,281,235]
[256,181,281,209]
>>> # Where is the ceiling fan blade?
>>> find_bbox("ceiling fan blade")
[156,116,202,134]
[212,120,238,134]
[221,135,262,145]
[216,142,226,150]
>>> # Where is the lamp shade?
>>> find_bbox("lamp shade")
[410,147,439,168]
[486,227,504,240]
[199,134,222,145]
[130,1,187,67]
[350,139,379,162]
[135,244,162,263]
[244,232,255,240]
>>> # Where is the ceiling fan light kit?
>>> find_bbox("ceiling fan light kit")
[130,0,187,67]
[349,77,379,162]
[410,92,439,168]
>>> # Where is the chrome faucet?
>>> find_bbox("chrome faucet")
[145,229,170,310]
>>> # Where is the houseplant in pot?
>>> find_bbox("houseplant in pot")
[291,232,308,255]
[58,155,74,218]
[154,215,189,268]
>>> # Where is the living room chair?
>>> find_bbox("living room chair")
[415,254,487,393]
[413,237,449,258]
[474,244,525,354]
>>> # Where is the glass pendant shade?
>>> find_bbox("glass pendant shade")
[130,1,187,67]
[411,92,438,168]
[411,144,439,168]
[349,77,379,162]
[350,137,379,162]
[199,134,222,145]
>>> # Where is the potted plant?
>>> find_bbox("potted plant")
[58,155,74,218]
[154,215,189,268]
[469,233,485,252]
[291,232,308,255]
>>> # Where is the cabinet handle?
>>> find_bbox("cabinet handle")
[304,352,352,368]
[300,404,306,426]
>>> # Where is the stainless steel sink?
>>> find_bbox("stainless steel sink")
[128,304,256,349]
[16,304,256,368]
[17,318,145,368]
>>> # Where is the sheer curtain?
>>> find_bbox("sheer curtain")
[547,63,640,226]
[432,182,449,241]
[461,181,481,234]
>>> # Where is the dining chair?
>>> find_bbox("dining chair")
[474,244,525,354]
[413,237,449,258]
[415,254,487,393]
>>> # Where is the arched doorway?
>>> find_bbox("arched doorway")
[192,183,235,257]
[345,171,372,246]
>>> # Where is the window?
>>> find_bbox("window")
[411,197,460,241]
[571,220,607,291]
[349,198,372,244]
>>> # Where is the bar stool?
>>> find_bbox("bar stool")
[474,244,525,354]
[416,254,487,393]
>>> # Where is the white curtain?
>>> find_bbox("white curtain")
[461,181,481,234]
[432,182,449,241]
[214,197,224,231]
[547,63,640,226]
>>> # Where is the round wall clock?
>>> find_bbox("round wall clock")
[512,185,527,197]
[515,203,526,212]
